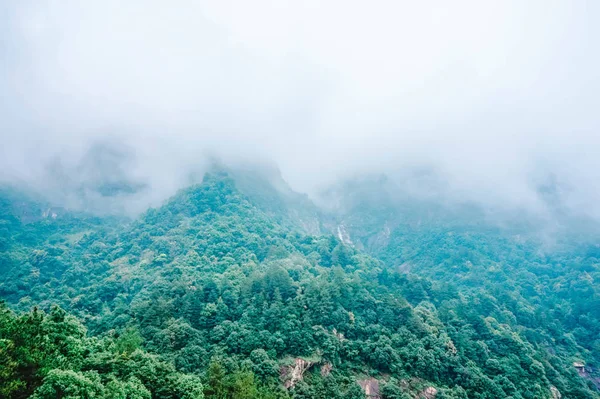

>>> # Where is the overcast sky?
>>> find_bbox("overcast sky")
[1,1,599,217]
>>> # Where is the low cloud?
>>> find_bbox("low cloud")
[1,1,599,220]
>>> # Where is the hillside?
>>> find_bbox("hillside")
[1,171,599,398]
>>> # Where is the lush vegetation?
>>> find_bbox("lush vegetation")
[1,172,598,398]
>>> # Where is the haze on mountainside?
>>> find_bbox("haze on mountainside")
[1,0,599,222]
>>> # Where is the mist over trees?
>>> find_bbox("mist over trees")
[1,1,600,220]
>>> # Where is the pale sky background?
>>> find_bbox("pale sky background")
[1,1,599,217]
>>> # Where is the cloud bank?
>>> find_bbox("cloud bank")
[1,1,599,218]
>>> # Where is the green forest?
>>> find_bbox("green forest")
[1,171,599,398]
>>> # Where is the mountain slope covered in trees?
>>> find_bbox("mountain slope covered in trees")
[1,170,599,398]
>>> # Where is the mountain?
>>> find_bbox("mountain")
[1,169,599,398]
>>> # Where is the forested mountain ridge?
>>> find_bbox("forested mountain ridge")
[320,175,600,366]
[1,171,599,398]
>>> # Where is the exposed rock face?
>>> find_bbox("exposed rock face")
[445,340,457,355]
[419,387,438,399]
[320,363,333,377]
[42,208,59,219]
[337,224,353,245]
[332,328,345,341]
[550,385,561,399]
[572,363,600,389]
[574,362,590,379]
[358,378,380,398]
[280,358,314,389]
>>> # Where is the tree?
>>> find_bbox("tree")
[115,327,143,355]
[174,374,205,399]
[30,370,104,399]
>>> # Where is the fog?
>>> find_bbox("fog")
[1,1,599,220]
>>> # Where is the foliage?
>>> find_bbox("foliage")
[0,172,599,398]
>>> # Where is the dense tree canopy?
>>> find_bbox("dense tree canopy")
[0,172,598,398]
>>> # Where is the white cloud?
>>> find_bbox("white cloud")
[1,0,599,218]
